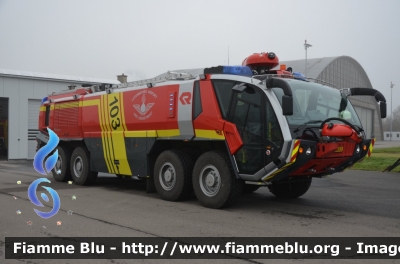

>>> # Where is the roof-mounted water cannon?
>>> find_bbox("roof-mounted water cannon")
[242,52,280,75]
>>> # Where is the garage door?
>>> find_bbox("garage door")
[28,99,41,159]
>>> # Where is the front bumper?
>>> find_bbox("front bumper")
[263,139,372,182]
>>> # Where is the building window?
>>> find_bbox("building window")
[387,133,389,137]
[398,134,399,138]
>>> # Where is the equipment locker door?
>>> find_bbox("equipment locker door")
[28,99,41,159]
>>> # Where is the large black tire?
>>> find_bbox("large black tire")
[242,184,260,194]
[154,150,193,201]
[52,146,72,182]
[192,151,243,209]
[70,146,98,186]
[268,178,312,199]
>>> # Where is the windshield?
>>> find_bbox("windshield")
[272,79,362,128]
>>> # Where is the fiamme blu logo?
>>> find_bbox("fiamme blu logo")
[33,128,59,175]
[29,128,61,219]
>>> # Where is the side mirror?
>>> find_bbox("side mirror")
[380,101,387,118]
[282,95,293,116]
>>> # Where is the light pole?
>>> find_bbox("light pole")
[390,81,395,141]
[304,40,312,76]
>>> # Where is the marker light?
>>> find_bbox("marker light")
[299,147,304,154]
[363,145,367,151]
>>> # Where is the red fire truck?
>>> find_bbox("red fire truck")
[36,52,386,208]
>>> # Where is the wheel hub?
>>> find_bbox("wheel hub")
[76,162,82,171]
[56,156,62,169]
[206,173,216,187]
[164,170,172,182]
[159,162,176,191]
[199,165,221,197]
[73,157,83,178]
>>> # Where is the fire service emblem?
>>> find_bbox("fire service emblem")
[132,90,157,120]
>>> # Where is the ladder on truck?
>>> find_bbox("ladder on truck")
[51,70,202,97]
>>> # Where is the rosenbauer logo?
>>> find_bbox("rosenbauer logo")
[132,90,157,120]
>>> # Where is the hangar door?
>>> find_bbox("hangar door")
[28,99,41,159]
[353,106,373,139]
[0,98,9,160]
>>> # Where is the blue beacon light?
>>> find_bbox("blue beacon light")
[222,66,253,76]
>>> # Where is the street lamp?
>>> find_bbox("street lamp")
[390,81,395,141]
[304,40,312,76]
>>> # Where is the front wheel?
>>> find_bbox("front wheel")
[70,146,98,185]
[192,151,242,209]
[268,178,312,199]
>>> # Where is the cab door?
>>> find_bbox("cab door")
[212,80,284,175]
[223,82,266,174]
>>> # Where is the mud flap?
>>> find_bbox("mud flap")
[146,177,156,193]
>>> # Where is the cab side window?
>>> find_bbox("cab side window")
[212,80,235,118]
[232,93,263,144]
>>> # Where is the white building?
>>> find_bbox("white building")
[383,131,400,141]
[0,69,119,160]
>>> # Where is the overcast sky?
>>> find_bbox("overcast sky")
[1,0,399,112]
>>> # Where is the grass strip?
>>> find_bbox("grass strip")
[350,151,400,172]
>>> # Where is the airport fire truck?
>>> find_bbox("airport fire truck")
[36,52,386,208]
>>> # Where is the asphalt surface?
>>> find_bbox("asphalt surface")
[1,161,400,264]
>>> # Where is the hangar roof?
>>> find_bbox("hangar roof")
[278,57,337,78]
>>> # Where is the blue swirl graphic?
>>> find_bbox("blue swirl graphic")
[28,178,60,219]
[33,128,59,175]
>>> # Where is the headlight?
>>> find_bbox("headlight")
[356,145,361,153]
[306,147,312,155]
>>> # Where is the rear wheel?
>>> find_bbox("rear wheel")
[52,146,71,182]
[268,178,312,199]
[70,146,98,185]
[154,150,193,201]
[192,151,242,209]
